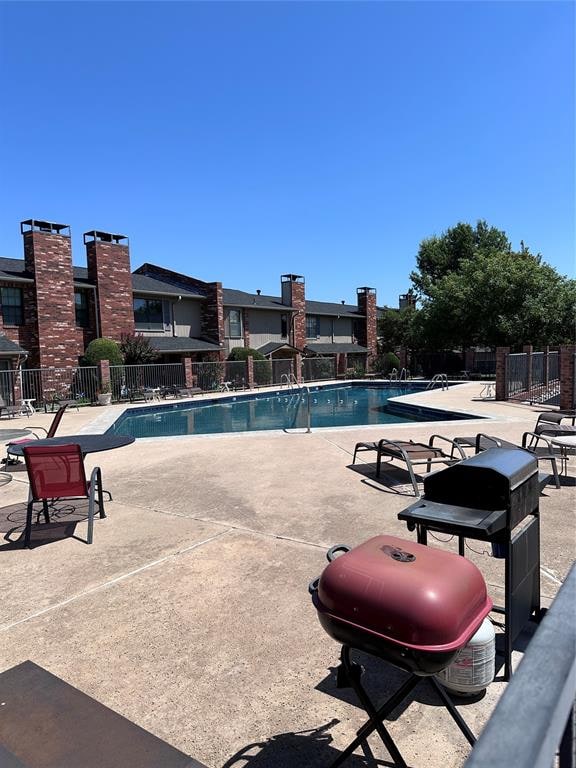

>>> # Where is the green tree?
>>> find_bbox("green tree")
[411,220,512,297]
[82,337,123,366]
[378,306,423,351]
[422,250,575,348]
[119,333,160,364]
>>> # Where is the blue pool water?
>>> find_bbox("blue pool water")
[109,383,477,438]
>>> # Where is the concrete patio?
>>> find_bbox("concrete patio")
[0,382,574,768]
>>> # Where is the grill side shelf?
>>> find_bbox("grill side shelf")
[398,500,508,540]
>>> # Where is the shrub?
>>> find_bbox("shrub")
[227,346,266,362]
[120,333,160,364]
[373,351,400,374]
[82,338,123,367]
[227,347,272,385]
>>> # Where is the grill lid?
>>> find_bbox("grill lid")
[314,535,492,653]
[423,447,538,511]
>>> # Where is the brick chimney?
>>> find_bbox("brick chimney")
[281,274,305,350]
[356,287,377,360]
[85,230,134,340]
[21,219,79,368]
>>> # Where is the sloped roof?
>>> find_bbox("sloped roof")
[132,273,201,298]
[305,343,369,355]
[257,342,300,356]
[223,288,289,311]
[0,257,33,282]
[148,337,221,353]
[305,300,362,318]
[0,334,28,356]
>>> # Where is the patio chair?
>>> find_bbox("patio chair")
[0,395,20,419]
[532,411,576,440]
[22,443,105,547]
[352,435,466,496]
[5,404,68,463]
[454,432,561,489]
[178,387,202,398]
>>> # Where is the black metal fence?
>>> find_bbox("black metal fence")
[506,351,560,404]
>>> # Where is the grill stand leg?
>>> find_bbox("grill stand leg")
[329,646,420,768]
[429,678,476,746]
[329,647,477,768]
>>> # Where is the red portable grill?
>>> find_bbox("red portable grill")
[309,535,493,768]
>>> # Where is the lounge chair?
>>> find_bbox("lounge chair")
[5,404,68,463]
[454,431,561,489]
[22,442,105,547]
[178,387,202,398]
[532,411,576,439]
[352,435,466,496]
[0,395,20,419]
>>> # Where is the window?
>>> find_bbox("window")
[1,287,23,325]
[75,290,89,328]
[134,298,164,330]
[280,313,288,339]
[226,309,242,338]
[306,315,320,339]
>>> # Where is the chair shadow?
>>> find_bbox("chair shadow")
[347,463,420,497]
[0,500,91,550]
[220,719,400,768]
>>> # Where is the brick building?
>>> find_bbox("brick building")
[0,218,380,378]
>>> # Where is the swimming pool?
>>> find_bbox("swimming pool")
[109,383,477,438]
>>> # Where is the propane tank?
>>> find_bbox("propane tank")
[436,618,495,696]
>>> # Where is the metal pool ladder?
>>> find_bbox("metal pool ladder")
[280,372,298,390]
[284,384,312,433]
[426,373,449,390]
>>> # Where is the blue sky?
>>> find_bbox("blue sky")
[0,1,573,307]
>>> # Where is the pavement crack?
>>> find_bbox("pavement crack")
[0,528,233,633]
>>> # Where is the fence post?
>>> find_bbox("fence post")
[247,356,254,389]
[12,361,22,406]
[295,353,302,384]
[559,345,576,410]
[543,345,550,389]
[98,360,111,393]
[184,358,195,388]
[464,348,475,374]
[523,344,533,395]
[495,346,510,401]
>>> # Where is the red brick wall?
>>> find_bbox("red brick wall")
[86,239,134,340]
[560,345,576,410]
[357,288,377,361]
[495,346,510,401]
[242,308,251,348]
[23,230,80,368]
[202,282,225,357]
[282,278,305,350]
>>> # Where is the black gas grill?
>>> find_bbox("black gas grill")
[398,447,542,680]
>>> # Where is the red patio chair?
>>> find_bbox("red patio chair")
[5,404,68,463]
[23,443,105,548]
